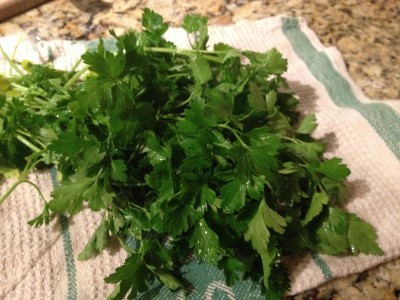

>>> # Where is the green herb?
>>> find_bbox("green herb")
[0,8,382,299]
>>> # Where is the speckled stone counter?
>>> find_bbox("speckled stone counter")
[0,1,399,299]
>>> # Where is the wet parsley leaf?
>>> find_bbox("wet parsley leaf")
[218,257,244,286]
[296,114,317,134]
[189,218,221,264]
[78,218,109,260]
[302,191,329,225]
[105,253,154,300]
[220,179,246,213]
[347,214,384,255]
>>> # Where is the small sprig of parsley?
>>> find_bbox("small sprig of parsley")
[0,8,382,299]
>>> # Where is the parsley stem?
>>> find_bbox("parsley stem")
[69,57,83,73]
[112,182,148,187]
[19,180,48,203]
[202,54,222,63]
[0,180,21,206]
[117,236,135,254]
[10,82,28,92]
[10,38,22,75]
[170,89,197,109]
[282,136,299,144]
[17,129,46,148]
[162,115,184,122]
[16,134,42,153]
[217,123,249,149]
[143,47,227,55]
[0,156,43,206]
[238,110,255,122]
[143,47,225,63]
[0,44,25,77]
[63,65,89,90]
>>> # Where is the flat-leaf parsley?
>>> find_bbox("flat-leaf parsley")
[0,9,382,299]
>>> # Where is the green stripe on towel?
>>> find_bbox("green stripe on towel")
[282,17,400,161]
[50,167,78,300]
[312,253,333,280]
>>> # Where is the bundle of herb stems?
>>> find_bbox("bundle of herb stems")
[0,9,382,300]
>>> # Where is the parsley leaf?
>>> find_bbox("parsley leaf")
[248,81,266,112]
[111,159,128,182]
[48,131,99,158]
[220,179,246,214]
[48,173,93,214]
[302,191,329,225]
[314,157,351,181]
[189,218,221,264]
[347,214,383,255]
[315,207,349,255]
[218,257,244,286]
[287,141,325,163]
[81,39,125,79]
[244,198,286,288]
[244,199,271,257]
[78,218,109,260]
[105,253,153,300]
[296,114,317,134]
[142,8,168,36]
[190,54,212,85]
[182,14,209,50]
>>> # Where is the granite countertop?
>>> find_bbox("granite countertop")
[0,1,399,299]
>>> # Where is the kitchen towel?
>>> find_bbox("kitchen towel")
[1,16,400,299]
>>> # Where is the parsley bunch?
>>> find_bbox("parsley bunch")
[0,9,382,300]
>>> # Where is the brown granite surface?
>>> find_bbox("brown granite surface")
[0,1,399,299]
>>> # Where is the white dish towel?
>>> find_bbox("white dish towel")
[1,16,399,299]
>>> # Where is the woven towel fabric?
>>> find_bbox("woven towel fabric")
[1,16,400,299]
